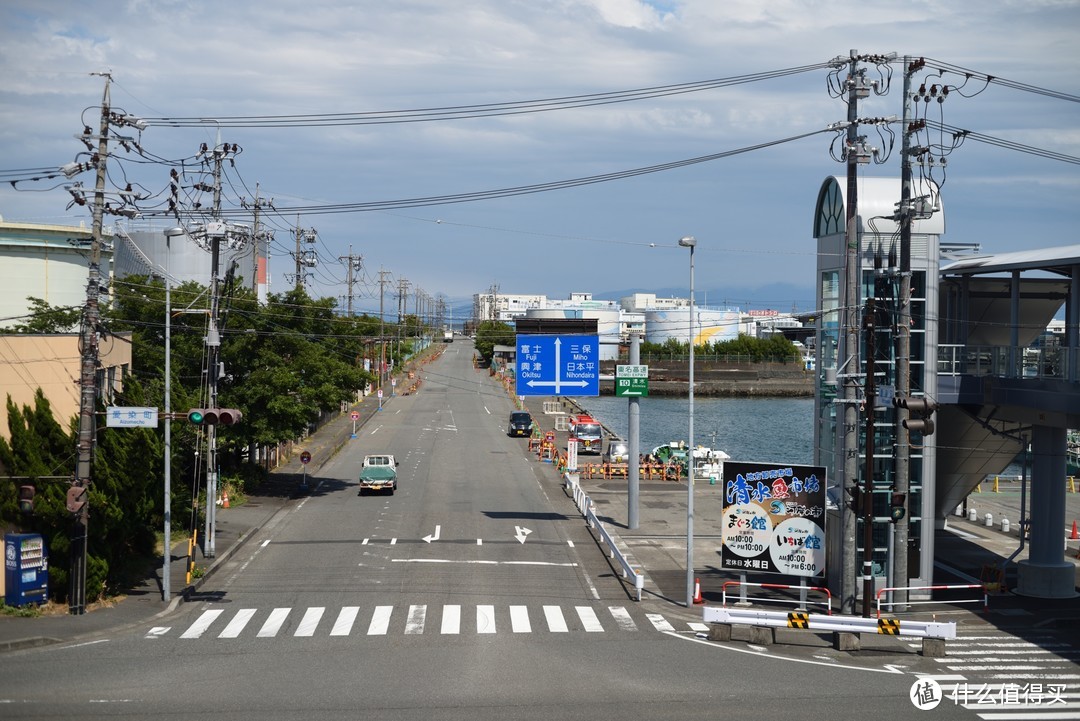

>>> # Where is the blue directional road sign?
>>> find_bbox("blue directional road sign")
[516,334,599,397]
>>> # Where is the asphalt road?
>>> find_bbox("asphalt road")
[0,342,1063,720]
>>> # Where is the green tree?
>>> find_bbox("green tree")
[473,320,515,362]
[8,297,81,334]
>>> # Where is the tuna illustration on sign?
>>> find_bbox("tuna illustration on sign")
[720,462,828,578]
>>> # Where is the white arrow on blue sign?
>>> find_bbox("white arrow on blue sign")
[515,334,600,397]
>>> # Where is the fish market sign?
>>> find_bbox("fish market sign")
[721,461,827,578]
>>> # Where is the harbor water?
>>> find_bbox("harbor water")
[576,396,815,466]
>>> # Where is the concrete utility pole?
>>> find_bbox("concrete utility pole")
[70,74,115,615]
[203,133,232,559]
[339,247,362,317]
[891,56,922,612]
[378,269,391,389]
[840,49,866,616]
[292,216,317,291]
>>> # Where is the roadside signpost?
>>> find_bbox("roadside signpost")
[350,410,360,438]
[299,450,311,492]
[377,388,383,411]
[105,406,159,428]
[615,364,649,397]
[515,334,599,397]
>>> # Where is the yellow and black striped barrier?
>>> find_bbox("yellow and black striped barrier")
[877,618,901,635]
[787,612,809,629]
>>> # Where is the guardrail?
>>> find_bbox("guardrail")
[702,606,956,656]
[565,474,645,601]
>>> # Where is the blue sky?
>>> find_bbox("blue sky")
[1,0,1077,315]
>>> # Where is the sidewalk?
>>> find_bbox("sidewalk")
[0,371,408,653]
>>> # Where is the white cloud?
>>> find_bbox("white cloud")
[0,0,1077,303]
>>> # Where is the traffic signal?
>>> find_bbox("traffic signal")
[66,484,88,514]
[846,485,861,513]
[17,485,35,514]
[187,408,243,425]
[889,492,907,523]
[893,395,938,436]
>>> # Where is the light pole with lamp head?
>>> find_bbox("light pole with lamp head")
[678,235,696,608]
[162,227,186,602]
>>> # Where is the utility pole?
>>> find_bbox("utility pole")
[292,216,317,291]
[70,74,115,615]
[891,56,924,612]
[339,247,362,317]
[202,132,235,559]
[840,50,868,616]
[378,269,391,389]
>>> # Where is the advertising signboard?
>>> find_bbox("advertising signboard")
[720,461,827,578]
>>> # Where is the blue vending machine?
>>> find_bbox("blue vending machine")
[5,533,48,606]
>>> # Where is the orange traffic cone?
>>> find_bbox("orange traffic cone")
[222,491,230,509]
[1071,520,1078,541]
[693,578,705,605]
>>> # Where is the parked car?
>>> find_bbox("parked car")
[604,439,629,464]
[507,411,533,437]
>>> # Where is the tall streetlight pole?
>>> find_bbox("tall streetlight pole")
[679,235,697,608]
[162,227,185,602]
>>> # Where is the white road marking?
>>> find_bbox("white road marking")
[405,605,427,634]
[688,622,710,633]
[510,605,531,633]
[257,608,290,637]
[544,605,569,633]
[392,558,576,567]
[218,608,256,638]
[567,540,575,548]
[330,607,359,636]
[181,609,223,639]
[441,605,461,635]
[260,539,271,548]
[646,613,675,632]
[295,607,324,637]
[576,606,604,632]
[146,627,171,638]
[608,606,638,632]
[477,605,496,633]
[368,605,393,635]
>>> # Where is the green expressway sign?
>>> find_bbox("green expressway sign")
[615,365,648,397]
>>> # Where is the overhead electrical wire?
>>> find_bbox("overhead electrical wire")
[142,64,834,128]
[140,129,830,219]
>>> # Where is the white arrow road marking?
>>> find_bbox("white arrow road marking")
[423,525,441,543]
[514,526,533,544]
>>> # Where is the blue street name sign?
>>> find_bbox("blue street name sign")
[516,334,599,397]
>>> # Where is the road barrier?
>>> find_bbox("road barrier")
[565,474,644,601]
[702,605,956,656]
[720,580,832,614]
[875,584,988,617]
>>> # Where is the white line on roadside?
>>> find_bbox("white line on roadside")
[260,539,270,548]
[391,558,577,567]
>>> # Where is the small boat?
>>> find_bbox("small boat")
[650,441,730,480]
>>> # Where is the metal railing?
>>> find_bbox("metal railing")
[565,474,645,601]
[720,580,832,614]
[939,344,1077,382]
[875,584,988,617]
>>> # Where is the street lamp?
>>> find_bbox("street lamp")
[678,234,697,608]
[161,227,185,601]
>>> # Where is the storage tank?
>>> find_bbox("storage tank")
[644,308,740,345]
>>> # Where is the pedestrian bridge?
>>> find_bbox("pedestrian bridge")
[936,245,1079,599]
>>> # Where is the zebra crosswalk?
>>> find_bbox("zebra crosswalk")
[912,629,1080,719]
[150,603,698,641]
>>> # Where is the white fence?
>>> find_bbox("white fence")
[565,474,645,601]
